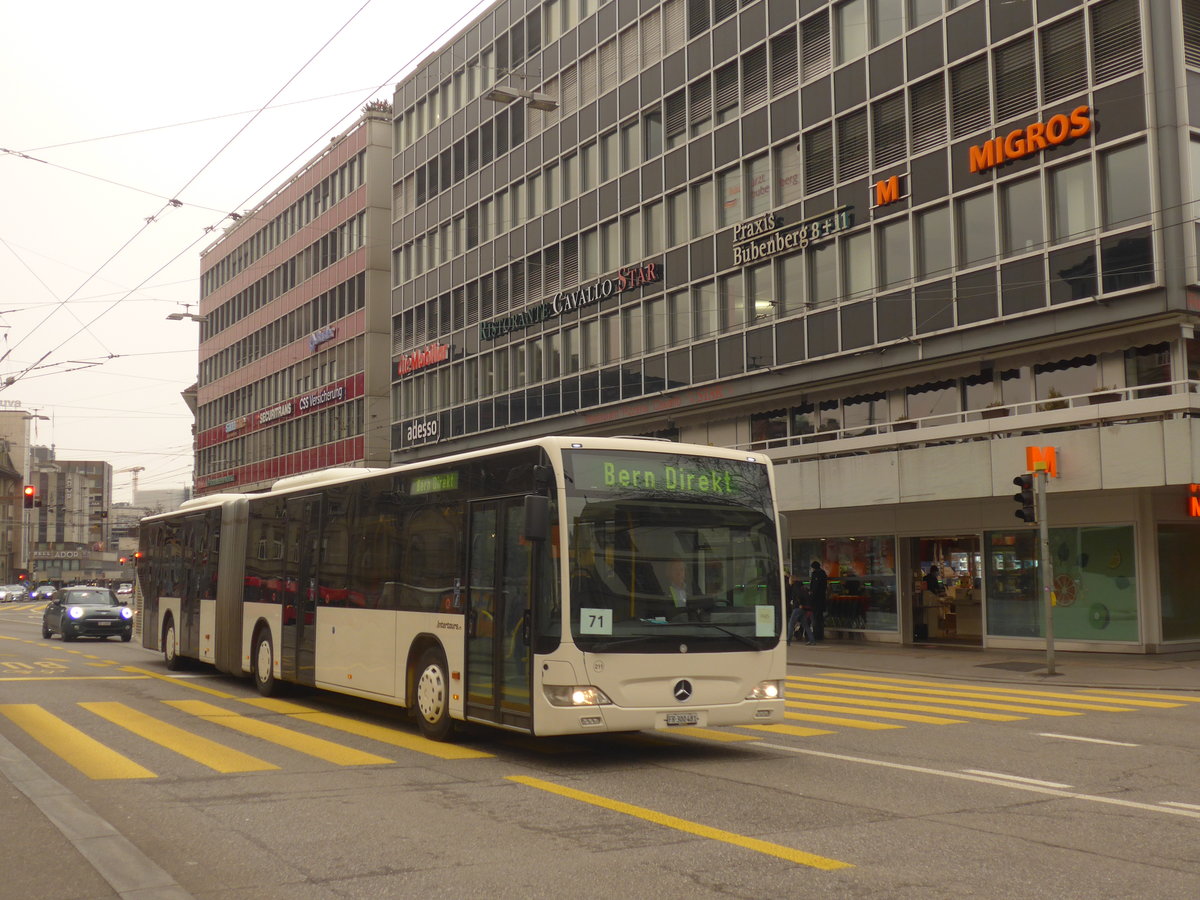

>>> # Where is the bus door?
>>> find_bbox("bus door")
[465,498,533,731]
[281,494,321,686]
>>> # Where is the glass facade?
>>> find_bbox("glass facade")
[790,536,898,633]
[986,526,1138,642]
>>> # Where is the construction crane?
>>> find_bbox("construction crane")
[116,466,145,504]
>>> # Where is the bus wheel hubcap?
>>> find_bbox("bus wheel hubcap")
[417,666,444,722]
[257,640,271,680]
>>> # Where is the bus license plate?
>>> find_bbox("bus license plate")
[663,712,701,727]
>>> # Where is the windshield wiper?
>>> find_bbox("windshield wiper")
[685,620,764,650]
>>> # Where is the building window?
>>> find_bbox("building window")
[789,536,899,633]
[1102,142,1151,229]
[835,0,869,63]
[916,205,952,278]
[1002,176,1044,256]
[878,218,911,289]
[1050,159,1096,243]
[717,168,742,228]
[1159,524,1200,641]
[957,191,996,267]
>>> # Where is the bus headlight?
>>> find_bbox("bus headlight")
[745,680,781,700]
[543,685,613,707]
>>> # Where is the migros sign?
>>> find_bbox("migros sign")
[968,105,1092,174]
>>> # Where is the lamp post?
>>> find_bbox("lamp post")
[22,412,49,577]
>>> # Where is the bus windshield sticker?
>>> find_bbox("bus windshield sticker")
[755,604,775,637]
[579,607,613,635]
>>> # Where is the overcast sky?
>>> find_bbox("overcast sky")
[1,0,488,503]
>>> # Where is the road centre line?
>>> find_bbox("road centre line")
[755,742,1200,821]
[963,769,1073,789]
[0,675,149,681]
[1037,733,1139,747]
[506,775,853,870]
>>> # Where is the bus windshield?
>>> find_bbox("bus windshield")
[563,448,781,653]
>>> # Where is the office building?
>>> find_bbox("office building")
[194,106,395,494]
[388,0,1200,652]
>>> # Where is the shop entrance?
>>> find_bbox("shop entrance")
[909,536,982,645]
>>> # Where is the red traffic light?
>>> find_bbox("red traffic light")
[1013,474,1036,524]
[23,485,36,508]
[119,556,128,565]
[133,551,143,560]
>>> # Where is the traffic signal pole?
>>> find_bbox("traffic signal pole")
[1034,465,1056,676]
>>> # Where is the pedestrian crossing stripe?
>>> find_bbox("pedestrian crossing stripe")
[791,700,964,725]
[740,724,835,737]
[668,726,761,742]
[238,697,493,760]
[784,710,902,730]
[783,689,1023,721]
[823,674,1187,709]
[165,699,395,766]
[81,702,278,773]
[789,678,1084,716]
[0,703,156,780]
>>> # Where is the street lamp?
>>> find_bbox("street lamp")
[167,303,207,323]
[484,76,558,111]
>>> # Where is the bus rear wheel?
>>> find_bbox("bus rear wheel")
[414,647,455,742]
[254,630,279,697]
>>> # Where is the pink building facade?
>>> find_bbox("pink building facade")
[195,109,394,494]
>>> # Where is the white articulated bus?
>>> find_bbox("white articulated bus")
[136,436,786,740]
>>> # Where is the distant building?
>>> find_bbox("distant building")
[27,446,114,584]
[193,107,394,494]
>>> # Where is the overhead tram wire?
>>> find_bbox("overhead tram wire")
[0,0,383,388]
[1,0,492,397]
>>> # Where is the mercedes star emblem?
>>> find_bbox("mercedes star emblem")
[674,679,693,702]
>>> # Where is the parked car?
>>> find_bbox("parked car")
[1,584,28,603]
[116,583,133,599]
[41,586,133,642]
[33,583,57,600]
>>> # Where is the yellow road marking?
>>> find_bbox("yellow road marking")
[740,724,835,737]
[822,674,1184,708]
[791,701,963,725]
[119,665,235,698]
[0,675,149,682]
[785,689,1023,722]
[239,697,493,760]
[784,711,901,729]
[668,726,760,742]
[507,775,852,870]
[800,679,1128,713]
[789,679,1081,716]
[81,702,278,773]
[1080,690,1200,704]
[166,699,393,766]
[0,704,156,780]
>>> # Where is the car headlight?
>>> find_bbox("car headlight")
[120,607,133,619]
[543,685,613,707]
[745,680,782,700]
[68,606,84,619]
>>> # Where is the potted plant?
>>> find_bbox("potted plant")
[1037,387,1069,411]
[1089,385,1121,404]
[981,401,1009,419]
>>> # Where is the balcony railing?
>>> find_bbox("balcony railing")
[742,381,1200,464]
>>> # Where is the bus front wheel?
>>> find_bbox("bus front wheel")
[414,647,454,741]
[254,630,279,697]
[163,618,182,670]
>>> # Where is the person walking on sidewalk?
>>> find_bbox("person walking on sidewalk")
[809,561,828,642]
[786,572,814,645]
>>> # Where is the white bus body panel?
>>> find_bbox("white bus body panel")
[531,645,786,735]
[199,599,216,664]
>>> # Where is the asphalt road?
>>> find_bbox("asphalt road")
[2,600,1198,899]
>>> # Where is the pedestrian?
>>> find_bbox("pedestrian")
[808,560,828,642]
[924,564,944,596]
[786,572,814,645]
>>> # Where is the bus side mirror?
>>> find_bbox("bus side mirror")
[523,495,549,542]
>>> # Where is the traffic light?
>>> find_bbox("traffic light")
[1013,474,1036,524]
[119,556,128,565]
[133,551,143,562]
[22,485,35,508]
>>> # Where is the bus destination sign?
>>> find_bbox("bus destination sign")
[567,451,764,501]
[411,471,460,495]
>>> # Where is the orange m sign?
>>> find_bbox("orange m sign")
[872,175,904,208]
[1025,446,1058,478]
[1190,484,1200,518]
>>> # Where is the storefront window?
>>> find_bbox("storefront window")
[791,536,898,632]
[1159,524,1200,641]
[986,526,1138,641]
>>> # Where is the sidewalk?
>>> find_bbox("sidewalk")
[787,639,1200,692]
